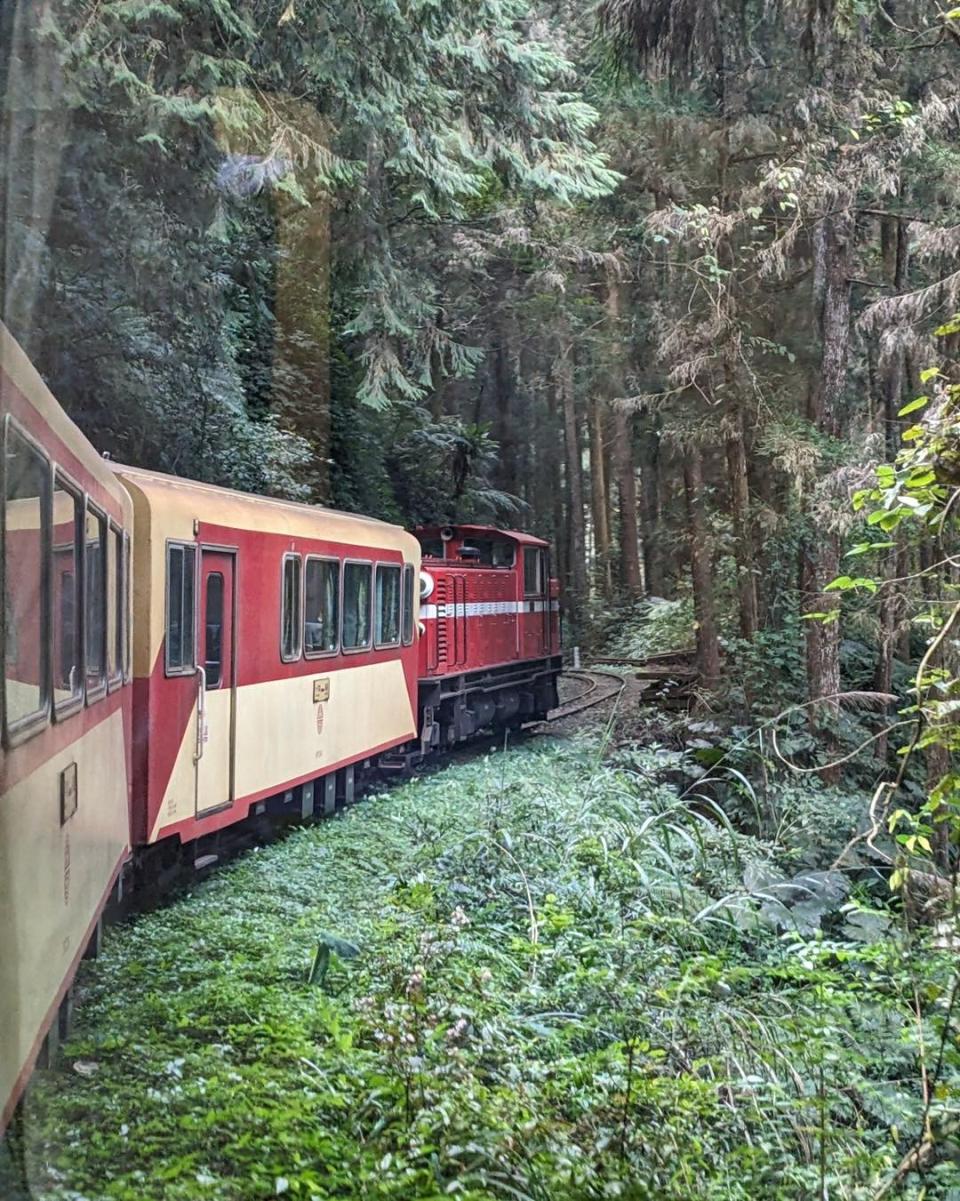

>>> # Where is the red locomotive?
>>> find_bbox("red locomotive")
[0,323,562,1129]
[413,524,561,754]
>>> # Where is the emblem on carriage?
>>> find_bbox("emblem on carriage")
[316,704,324,735]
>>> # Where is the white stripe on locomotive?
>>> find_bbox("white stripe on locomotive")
[420,600,560,619]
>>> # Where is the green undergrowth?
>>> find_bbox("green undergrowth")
[10,738,960,1200]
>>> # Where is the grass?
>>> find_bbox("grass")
[7,735,960,1200]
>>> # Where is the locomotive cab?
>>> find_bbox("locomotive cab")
[414,524,561,749]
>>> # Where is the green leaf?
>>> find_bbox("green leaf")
[898,395,929,417]
[307,933,359,987]
[801,609,841,623]
[919,367,941,384]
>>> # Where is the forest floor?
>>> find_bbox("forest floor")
[5,729,960,1200]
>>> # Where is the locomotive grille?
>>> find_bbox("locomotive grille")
[435,577,448,666]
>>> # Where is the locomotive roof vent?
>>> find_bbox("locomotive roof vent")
[440,526,455,541]
[458,545,481,560]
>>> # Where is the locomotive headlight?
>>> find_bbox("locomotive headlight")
[419,571,435,600]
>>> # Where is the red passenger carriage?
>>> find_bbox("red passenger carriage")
[116,466,421,863]
[1,325,133,1130]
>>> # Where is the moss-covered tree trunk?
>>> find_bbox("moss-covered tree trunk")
[684,446,720,690]
[606,275,641,595]
[805,212,853,771]
[589,397,612,598]
[557,331,588,611]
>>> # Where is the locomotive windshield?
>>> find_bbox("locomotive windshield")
[471,538,514,568]
[418,537,444,559]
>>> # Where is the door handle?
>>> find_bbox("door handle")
[194,665,206,763]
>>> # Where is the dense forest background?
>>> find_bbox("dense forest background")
[3,0,960,736]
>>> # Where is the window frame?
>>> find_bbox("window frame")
[303,554,340,660]
[203,570,226,689]
[51,468,84,720]
[164,540,198,677]
[492,540,515,569]
[107,519,124,692]
[280,552,303,663]
[402,562,415,647]
[1,415,52,745]
[374,561,403,650]
[340,558,373,654]
[122,530,132,682]
[523,547,545,598]
[83,501,109,704]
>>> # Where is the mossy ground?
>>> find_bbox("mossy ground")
[5,736,960,1200]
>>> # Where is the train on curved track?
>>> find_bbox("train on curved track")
[0,323,562,1131]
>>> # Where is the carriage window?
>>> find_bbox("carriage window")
[165,543,197,673]
[304,558,339,656]
[418,537,444,559]
[3,425,50,731]
[402,563,415,645]
[52,473,82,711]
[85,506,107,695]
[205,572,224,688]
[106,524,120,684]
[523,547,544,596]
[375,564,401,647]
[281,554,302,661]
[342,562,372,650]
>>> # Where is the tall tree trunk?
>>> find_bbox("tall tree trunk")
[1,0,71,351]
[725,409,759,640]
[556,336,587,609]
[493,327,517,495]
[715,119,758,642]
[874,214,909,755]
[684,447,721,690]
[606,274,642,595]
[429,310,446,421]
[251,97,334,500]
[613,407,641,596]
[589,398,612,597]
[805,211,853,772]
[273,189,331,500]
[638,411,663,596]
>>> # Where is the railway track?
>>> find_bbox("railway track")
[540,668,626,724]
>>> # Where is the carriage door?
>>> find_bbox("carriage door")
[196,550,236,816]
